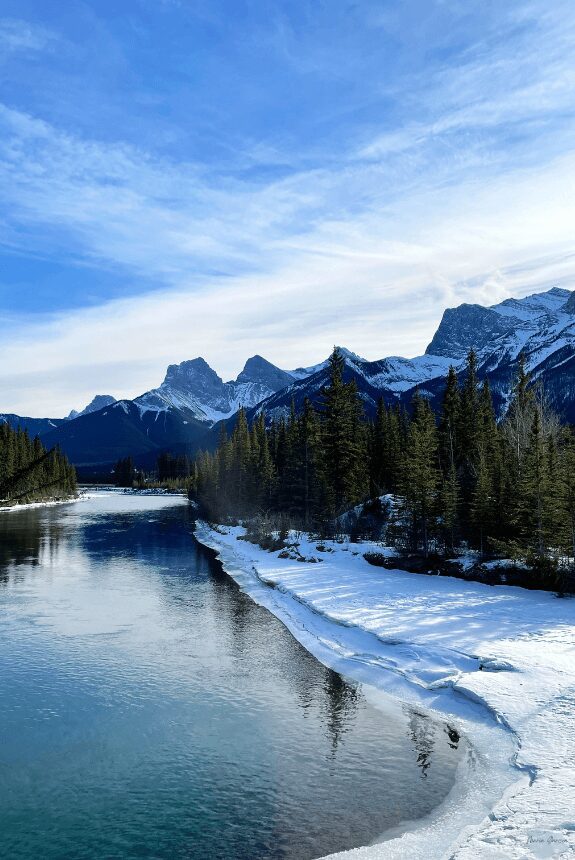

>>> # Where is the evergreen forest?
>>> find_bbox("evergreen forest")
[192,348,575,577]
[0,423,77,506]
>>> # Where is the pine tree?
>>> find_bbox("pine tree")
[459,350,480,461]
[253,412,276,512]
[517,409,549,558]
[470,380,500,554]
[114,456,134,487]
[229,408,251,515]
[457,350,481,537]
[300,397,322,527]
[319,348,368,517]
[439,365,461,471]
[398,392,440,556]
[502,352,535,479]
[438,366,461,550]
[558,429,575,562]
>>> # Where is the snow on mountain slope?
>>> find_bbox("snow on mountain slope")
[242,287,575,427]
[359,354,460,393]
[135,355,298,425]
[279,289,575,417]
[288,347,368,381]
[426,287,575,380]
[7,285,575,466]
[250,356,398,425]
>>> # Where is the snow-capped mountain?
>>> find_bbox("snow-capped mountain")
[39,355,304,466]
[134,355,296,423]
[427,286,575,373]
[288,347,368,381]
[424,286,575,412]
[67,394,117,420]
[245,287,575,424]
[12,286,575,467]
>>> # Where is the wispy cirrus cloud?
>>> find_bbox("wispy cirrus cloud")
[0,18,56,53]
[0,0,575,414]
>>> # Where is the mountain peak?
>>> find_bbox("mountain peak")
[162,358,223,390]
[235,355,294,389]
[68,394,116,420]
[425,304,507,359]
[336,347,368,365]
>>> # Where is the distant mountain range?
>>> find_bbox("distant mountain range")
[2,286,575,470]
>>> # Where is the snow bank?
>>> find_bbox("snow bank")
[194,523,575,860]
[0,494,83,513]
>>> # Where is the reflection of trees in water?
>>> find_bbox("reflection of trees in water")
[408,711,436,778]
[203,552,362,753]
[79,505,197,565]
[322,669,359,755]
[158,532,362,754]
[0,511,64,582]
[444,724,460,749]
[405,706,461,777]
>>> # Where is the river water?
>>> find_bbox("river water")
[0,493,464,859]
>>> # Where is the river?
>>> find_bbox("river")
[0,492,464,859]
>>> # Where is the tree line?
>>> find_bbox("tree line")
[112,452,193,488]
[192,348,575,571]
[0,423,77,505]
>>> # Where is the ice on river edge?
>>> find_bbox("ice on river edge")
[194,522,575,860]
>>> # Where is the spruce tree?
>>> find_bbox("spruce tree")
[558,429,575,562]
[398,392,440,556]
[438,366,461,550]
[230,408,251,515]
[319,348,368,517]
[470,380,500,554]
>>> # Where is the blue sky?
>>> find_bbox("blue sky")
[1,0,575,415]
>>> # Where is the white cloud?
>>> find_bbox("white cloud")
[2,144,574,416]
[1,1,575,415]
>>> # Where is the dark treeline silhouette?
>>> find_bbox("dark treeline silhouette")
[192,348,575,577]
[0,423,76,506]
[112,452,193,489]
[113,456,135,488]
[157,453,193,482]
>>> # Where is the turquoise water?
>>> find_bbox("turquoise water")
[0,493,463,859]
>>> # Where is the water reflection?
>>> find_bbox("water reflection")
[0,494,465,860]
[408,710,436,778]
[323,669,359,754]
[0,508,64,578]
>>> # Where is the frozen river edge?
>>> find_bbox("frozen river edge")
[194,522,575,860]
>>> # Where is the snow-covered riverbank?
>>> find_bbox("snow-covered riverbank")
[0,489,188,514]
[0,494,82,513]
[195,522,575,860]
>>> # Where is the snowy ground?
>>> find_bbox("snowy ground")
[0,489,188,514]
[0,494,83,513]
[194,523,575,860]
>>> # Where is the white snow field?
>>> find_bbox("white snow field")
[195,523,575,860]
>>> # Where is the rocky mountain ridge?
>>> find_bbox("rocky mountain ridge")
[4,286,575,467]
